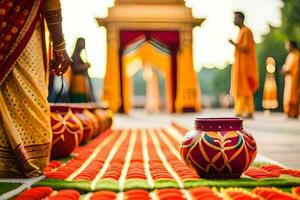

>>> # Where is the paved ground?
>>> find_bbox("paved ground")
[114,108,300,169]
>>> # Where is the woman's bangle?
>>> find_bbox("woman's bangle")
[53,40,65,48]
[45,9,62,24]
[53,48,65,53]
[47,21,62,26]
[53,40,66,52]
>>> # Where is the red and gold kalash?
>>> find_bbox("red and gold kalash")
[180,118,257,179]
[50,103,113,159]
[70,104,95,144]
[87,103,113,137]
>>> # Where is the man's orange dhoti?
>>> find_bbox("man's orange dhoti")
[231,26,259,116]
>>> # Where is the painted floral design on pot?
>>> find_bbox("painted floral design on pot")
[50,104,83,159]
[180,118,257,179]
[70,105,95,144]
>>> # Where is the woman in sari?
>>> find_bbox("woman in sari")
[0,0,71,177]
[69,37,93,103]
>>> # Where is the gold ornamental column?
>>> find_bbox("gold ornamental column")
[175,28,201,112]
[102,27,121,112]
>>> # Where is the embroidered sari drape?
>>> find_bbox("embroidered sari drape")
[0,0,60,178]
[0,0,44,85]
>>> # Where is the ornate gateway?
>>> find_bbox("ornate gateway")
[97,0,205,113]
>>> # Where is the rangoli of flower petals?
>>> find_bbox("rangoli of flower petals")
[253,187,298,200]
[22,123,299,200]
[293,186,300,199]
[17,186,300,200]
[43,125,300,185]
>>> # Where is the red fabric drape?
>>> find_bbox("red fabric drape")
[0,0,43,85]
[119,31,179,112]
[120,31,179,51]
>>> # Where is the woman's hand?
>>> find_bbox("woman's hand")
[45,8,71,76]
[50,49,72,76]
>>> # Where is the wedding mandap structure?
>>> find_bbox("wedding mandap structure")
[97,0,205,113]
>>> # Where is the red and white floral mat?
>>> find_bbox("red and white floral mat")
[2,123,300,200]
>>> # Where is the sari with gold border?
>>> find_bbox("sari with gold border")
[0,0,60,178]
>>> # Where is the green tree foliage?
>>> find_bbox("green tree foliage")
[280,0,300,42]
[198,66,231,107]
[133,70,147,96]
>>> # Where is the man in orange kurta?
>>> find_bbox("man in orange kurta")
[229,12,259,118]
[282,41,300,118]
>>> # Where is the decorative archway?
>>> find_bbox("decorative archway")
[121,31,178,113]
[122,33,174,113]
[97,0,205,113]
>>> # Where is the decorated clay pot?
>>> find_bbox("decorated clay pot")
[70,105,94,144]
[94,109,105,134]
[180,118,257,179]
[102,108,113,131]
[50,104,83,159]
[83,108,99,138]
[94,107,113,133]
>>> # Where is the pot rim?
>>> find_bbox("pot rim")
[194,117,243,131]
[50,103,70,112]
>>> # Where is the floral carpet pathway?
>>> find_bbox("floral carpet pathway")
[5,123,300,199]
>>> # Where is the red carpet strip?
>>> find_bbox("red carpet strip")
[45,129,115,180]
[253,187,298,200]
[15,187,80,200]
[146,129,176,181]
[155,129,199,180]
[126,130,147,180]
[72,130,123,181]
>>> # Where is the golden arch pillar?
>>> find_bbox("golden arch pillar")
[97,0,205,113]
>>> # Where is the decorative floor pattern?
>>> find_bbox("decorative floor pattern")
[35,124,300,194]
[5,123,300,199]
[15,185,300,200]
